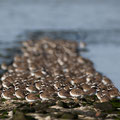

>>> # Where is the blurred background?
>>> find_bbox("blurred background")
[0,0,120,90]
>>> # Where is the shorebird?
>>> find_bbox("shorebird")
[26,85,38,93]
[34,70,44,78]
[108,87,120,98]
[1,62,7,70]
[82,84,91,92]
[15,89,25,99]
[99,96,109,103]
[35,82,43,90]
[2,81,13,89]
[102,76,112,85]
[79,41,86,49]
[40,91,51,101]
[25,93,39,102]
[70,88,84,98]
[1,88,15,100]
[0,38,119,103]
[57,89,70,99]
[96,90,102,100]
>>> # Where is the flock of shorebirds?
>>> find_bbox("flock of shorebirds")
[0,38,120,103]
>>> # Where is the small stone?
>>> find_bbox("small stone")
[12,111,26,120]
[61,113,78,119]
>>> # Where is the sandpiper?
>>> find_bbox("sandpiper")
[64,84,73,91]
[86,75,94,83]
[98,83,107,90]
[82,84,91,92]
[22,41,30,47]
[26,85,38,93]
[54,82,62,90]
[28,63,37,71]
[96,90,102,100]
[70,77,86,85]
[14,55,22,62]
[7,66,15,73]
[1,74,8,81]
[15,89,25,99]
[100,96,109,103]
[35,82,43,90]
[108,87,120,98]
[95,72,102,80]
[102,76,112,85]
[57,58,64,66]
[25,93,39,102]
[70,88,84,97]
[79,41,86,49]
[26,85,37,93]
[101,90,110,98]
[41,68,47,75]
[2,81,13,89]
[4,76,14,83]
[15,67,27,73]
[13,61,21,68]
[1,62,7,70]
[40,91,51,100]
[86,88,96,96]
[0,38,119,103]
[1,90,14,100]
[34,70,44,78]
[57,89,70,99]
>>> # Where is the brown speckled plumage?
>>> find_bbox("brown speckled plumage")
[0,38,119,102]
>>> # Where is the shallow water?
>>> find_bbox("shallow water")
[0,0,120,42]
[0,0,120,90]
[82,44,120,91]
